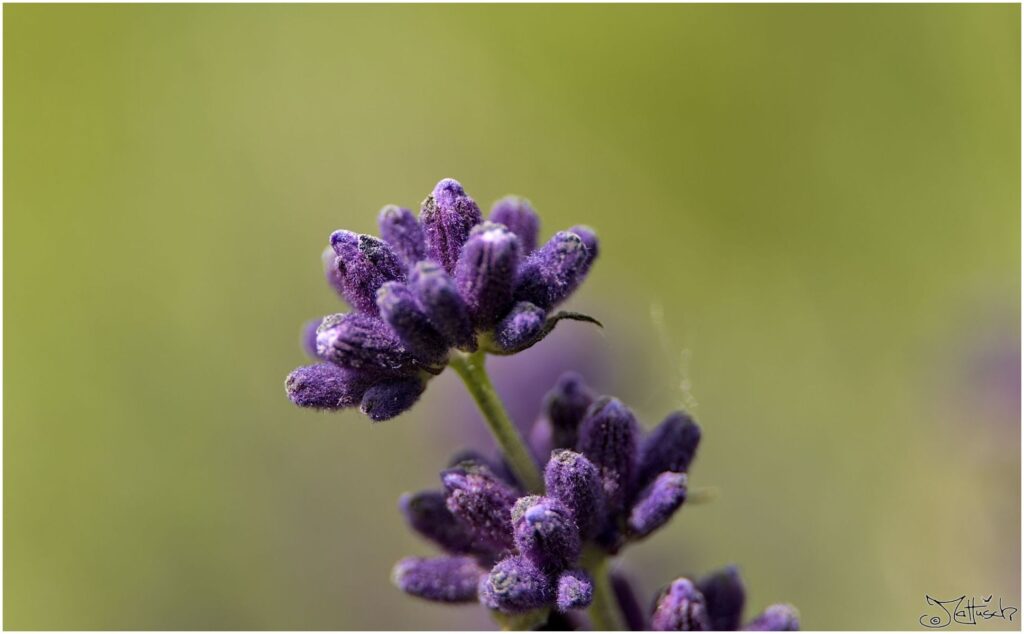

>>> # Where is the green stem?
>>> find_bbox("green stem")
[582,546,623,631]
[448,350,544,493]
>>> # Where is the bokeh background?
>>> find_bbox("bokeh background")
[5,4,1020,630]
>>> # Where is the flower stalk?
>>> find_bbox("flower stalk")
[449,350,544,493]
[581,546,623,631]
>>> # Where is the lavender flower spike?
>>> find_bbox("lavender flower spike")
[628,472,688,538]
[330,230,405,315]
[555,570,593,612]
[515,230,592,310]
[456,222,520,328]
[359,376,426,422]
[284,363,374,410]
[442,462,519,552]
[511,495,581,572]
[392,556,485,603]
[544,449,605,540]
[420,178,483,274]
[651,578,711,631]
[697,566,746,632]
[577,397,640,513]
[490,196,540,254]
[480,555,552,613]
[378,205,426,266]
[744,604,800,631]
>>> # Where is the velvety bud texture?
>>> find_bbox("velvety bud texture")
[744,604,800,631]
[480,556,552,613]
[287,178,600,422]
[555,569,593,612]
[698,566,747,632]
[392,556,484,603]
[628,471,688,538]
[652,578,711,631]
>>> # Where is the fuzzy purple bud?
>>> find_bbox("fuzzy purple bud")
[697,566,747,632]
[651,578,711,631]
[744,604,800,631]
[556,570,593,612]
[442,463,519,553]
[399,491,481,556]
[420,178,483,274]
[494,302,547,352]
[301,318,322,359]
[628,472,688,538]
[330,231,405,314]
[636,412,702,491]
[456,222,520,327]
[409,262,476,350]
[544,450,605,540]
[392,556,484,603]
[480,556,552,613]
[378,205,426,266]
[514,231,591,310]
[316,313,416,373]
[511,495,581,572]
[360,376,425,422]
[544,372,596,450]
[490,196,540,254]
[376,282,449,365]
[284,363,375,410]
[577,397,640,513]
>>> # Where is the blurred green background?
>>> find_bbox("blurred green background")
[5,4,1020,630]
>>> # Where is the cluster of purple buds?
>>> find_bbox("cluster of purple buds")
[285,178,599,421]
[392,372,797,629]
[648,570,800,631]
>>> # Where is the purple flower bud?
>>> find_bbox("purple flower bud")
[577,397,640,513]
[490,196,540,254]
[284,363,375,410]
[568,224,599,273]
[651,578,711,631]
[442,463,519,553]
[744,604,800,631]
[544,450,605,540]
[556,570,593,612]
[636,412,702,491]
[480,555,552,613]
[514,231,591,310]
[360,376,426,421]
[392,556,485,603]
[330,230,405,314]
[378,205,426,266]
[456,222,521,328]
[494,302,547,352]
[628,472,688,538]
[612,571,647,631]
[420,178,483,274]
[376,282,449,365]
[544,372,596,450]
[511,495,581,572]
[409,262,476,351]
[316,313,416,373]
[301,318,322,359]
[697,566,747,632]
[399,491,480,556]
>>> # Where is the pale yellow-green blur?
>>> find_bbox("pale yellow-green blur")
[5,5,1019,630]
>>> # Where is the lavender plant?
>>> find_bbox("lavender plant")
[284,178,798,630]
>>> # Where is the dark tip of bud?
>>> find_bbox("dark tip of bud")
[359,377,426,421]
[651,578,711,631]
[392,556,484,604]
[568,225,599,271]
[627,472,688,538]
[544,371,596,450]
[556,570,593,612]
[697,566,747,632]
[490,196,541,254]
